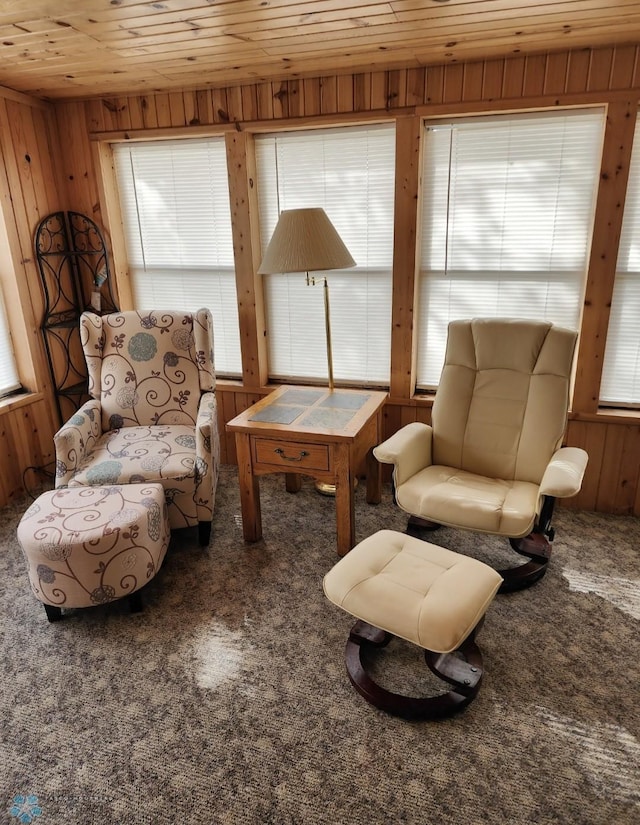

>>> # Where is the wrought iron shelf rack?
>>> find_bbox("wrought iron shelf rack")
[35,211,119,425]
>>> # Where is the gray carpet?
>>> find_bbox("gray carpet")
[1,466,639,825]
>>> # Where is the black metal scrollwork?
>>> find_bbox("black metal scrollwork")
[35,211,119,425]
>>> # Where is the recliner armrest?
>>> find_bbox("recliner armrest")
[53,399,103,487]
[373,422,434,487]
[539,447,588,499]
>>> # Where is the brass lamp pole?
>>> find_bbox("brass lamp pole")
[323,276,333,389]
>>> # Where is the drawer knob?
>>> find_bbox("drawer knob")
[274,447,309,462]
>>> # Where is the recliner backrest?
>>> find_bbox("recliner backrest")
[81,309,215,431]
[431,318,577,484]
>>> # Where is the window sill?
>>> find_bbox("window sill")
[387,399,640,425]
[215,379,273,395]
[386,393,436,407]
[569,408,640,425]
[0,391,43,415]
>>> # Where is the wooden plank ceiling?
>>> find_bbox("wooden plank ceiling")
[0,0,639,101]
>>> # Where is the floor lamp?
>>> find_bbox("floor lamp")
[257,207,356,392]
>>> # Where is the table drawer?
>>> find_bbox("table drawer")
[253,438,330,471]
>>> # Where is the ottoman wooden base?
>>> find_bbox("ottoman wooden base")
[323,529,503,720]
[17,484,170,622]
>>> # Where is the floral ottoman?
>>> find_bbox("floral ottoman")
[17,483,170,622]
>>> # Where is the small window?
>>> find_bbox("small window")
[416,109,605,389]
[255,124,396,386]
[600,115,640,407]
[0,291,20,398]
[112,138,242,377]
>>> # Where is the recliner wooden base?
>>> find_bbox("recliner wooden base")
[406,515,553,594]
[345,620,484,720]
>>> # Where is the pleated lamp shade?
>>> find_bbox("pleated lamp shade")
[258,208,356,274]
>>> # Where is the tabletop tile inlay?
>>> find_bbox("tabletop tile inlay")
[249,405,306,425]
[278,388,325,406]
[320,392,371,410]
[301,408,357,429]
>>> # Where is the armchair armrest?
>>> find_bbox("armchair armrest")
[539,447,589,499]
[195,392,216,460]
[373,422,434,488]
[194,392,220,518]
[53,399,102,487]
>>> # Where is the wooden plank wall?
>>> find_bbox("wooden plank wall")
[0,395,57,503]
[21,44,640,515]
[0,89,66,504]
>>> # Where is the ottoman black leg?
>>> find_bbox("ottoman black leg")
[198,520,212,547]
[128,590,144,614]
[43,604,63,622]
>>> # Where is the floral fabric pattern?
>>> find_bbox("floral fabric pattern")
[54,310,219,532]
[53,399,102,487]
[67,424,209,529]
[81,308,215,430]
[17,485,169,609]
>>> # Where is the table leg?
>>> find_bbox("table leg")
[235,433,262,542]
[334,443,355,556]
[285,473,302,493]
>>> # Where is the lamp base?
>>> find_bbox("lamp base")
[315,478,359,497]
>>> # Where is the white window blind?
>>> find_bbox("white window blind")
[112,138,241,376]
[416,109,605,388]
[0,286,20,397]
[255,124,395,386]
[600,115,640,406]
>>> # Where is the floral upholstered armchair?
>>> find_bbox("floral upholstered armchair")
[54,309,220,545]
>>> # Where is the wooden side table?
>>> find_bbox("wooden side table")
[226,386,388,556]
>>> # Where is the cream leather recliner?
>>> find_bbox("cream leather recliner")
[54,309,220,546]
[374,318,588,592]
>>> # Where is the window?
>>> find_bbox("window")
[0,290,19,397]
[416,109,605,388]
[600,115,640,407]
[112,138,241,376]
[255,124,395,386]
[0,220,21,397]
